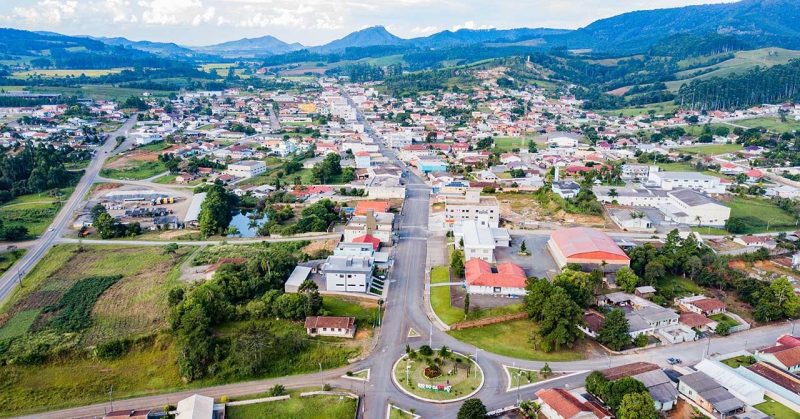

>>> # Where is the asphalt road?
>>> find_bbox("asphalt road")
[0,116,138,304]
[9,97,800,419]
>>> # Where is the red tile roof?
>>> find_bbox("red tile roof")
[465,258,527,288]
[777,334,800,348]
[680,312,713,328]
[304,316,355,330]
[355,201,390,215]
[550,227,630,262]
[601,362,659,381]
[352,234,380,250]
[690,298,726,313]
[536,388,611,419]
[772,346,800,368]
[747,362,800,393]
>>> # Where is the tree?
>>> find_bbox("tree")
[519,240,528,255]
[617,392,658,419]
[450,249,465,278]
[540,362,552,378]
[597,309,631,351]
[457,398,487,419]
[538,287,584,352]
[464,293,470,317]
[524,278,553,321]
[198,184,235,237]
[553,269,594,308]
[643,260,666,285]
[606,377,648,411]
[615,267,640,293]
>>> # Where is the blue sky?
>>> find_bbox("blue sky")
[0,0,735,46]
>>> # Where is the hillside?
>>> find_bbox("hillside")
[314,26,405,53]
[666,48,800,91]
[193,35,303,58]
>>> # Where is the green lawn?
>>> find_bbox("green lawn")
[389,405,416,419]
[755,397,800,419]
[656,275,705,299]
[0,249,26,277]
[657,162,726,178]
[677,144,743,156]
[599,101,678,117]
[100,160,167,180]
[227,394,357,419]
[736,117,800,133]
[0,187,74,238]
[430,266,464,325]
[727,196,799,233]
[493,136,540,152]
[448,319,584,361]
[720,355,756,369]
[322,296,378,330]
[710,313,740,328]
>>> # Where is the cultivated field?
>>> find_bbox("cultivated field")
[667,48,800,91]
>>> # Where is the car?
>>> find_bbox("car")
[48,227,54,232]
[667,357,682,365]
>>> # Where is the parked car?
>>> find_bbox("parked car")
[667,357,682,365]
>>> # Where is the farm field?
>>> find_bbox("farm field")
[725,196,798,233]
[14,85,175,101]
[676,143,742,155]
[0,187,75,238]
[11,68,130,78]
[666,48,800,91]
[448,319,586,362]
[227,392,357,419]
[735,117,800,133]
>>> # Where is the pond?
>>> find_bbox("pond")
[227,211,268,238]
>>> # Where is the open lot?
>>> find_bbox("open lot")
[227,392,357,419]
[724,196,798,233]
[677,143,742,156]
[0,249,26,278]
[0,187,75,238]
[736,117,800,133]
[101,144,170,180]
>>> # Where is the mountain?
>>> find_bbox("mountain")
[194,35,303,58]
[315,26,404,53]
[90,37,200,58]
[411,28,570,48]
[543,0,800,53]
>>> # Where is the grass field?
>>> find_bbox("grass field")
[655,275,705,299]
[727,196,798,233]
[677,143,742,155]
[755,397,800,419]
[0,249,26,277]
[100,160,167,180]
[448,319,585,361]
[600,101,679,117]
[11,69,128,79]
[657,162,726,178]
[720,355,756,369]
[492,136,541,152]
[667,48,800,91]
[322,296,378,330]
[736,117,800,133]
[0,187,74,238]
[227,393,357,419]
[430,266,464,325]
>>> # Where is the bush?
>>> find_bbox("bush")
[418,345,433,356]
[634,334,649,348]
[269,384,286,396]
[95,338,132,360]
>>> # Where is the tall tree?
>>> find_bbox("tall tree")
[617,392,658,419]
[457,398,487,419]
[538,287,584,352]
[597,309,631,351]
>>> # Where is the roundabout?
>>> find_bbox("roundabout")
[391,346,484,403]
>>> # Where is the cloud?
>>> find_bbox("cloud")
[13,0,79,25]
[138,0,208,25]
[409,25,438,35]
[451,20,494,31]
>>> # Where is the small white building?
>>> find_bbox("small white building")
[226,160,267,179]
[304,316,356,338]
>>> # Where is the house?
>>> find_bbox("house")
[536,388,612,419]
[444,189,500,229]
[601,363,678,412]
[678,372,745,418]
[693,359,765,406]
[547,227,630,272]
[322,255,373,293]
[453,220,510,263]
[304,316,356,338]
[677,295,727,316]
[635,286,656,298]
[733,235,774,248]
[679,312,715,331]
[465,258,527,296]
[755,344,800,373]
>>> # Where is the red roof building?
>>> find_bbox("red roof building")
[355,200,390,216]
[465,258,527,296]
[547,227,630,271]
[536,388,612,419]
[352,234,381,250]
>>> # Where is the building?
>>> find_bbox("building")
[355,151,371,169]
[678,372,745,418]
[453,220,510,263]
[755,344,800,373]
[304,316,356,338]
[354,200,390,216]
[175,394,224,419]
[601,363,678,412]
[664,189,730,226]
[465,258,527,296]
[444,189,500,229]
[621,164,650,180]
[536,388,612,419]
[677,295,727,316]
[183,192,207,227]
[322,255,373,293]
[284,265,313,293]
[344,210,394,245]
[104,410,152,419]
[547,227,630,272]
[694,359,765,406]
[226,160,267,179]
[647,168,726,193]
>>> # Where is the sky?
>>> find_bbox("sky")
[0,0,737,46]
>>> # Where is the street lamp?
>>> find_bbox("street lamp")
[319,362,323,390]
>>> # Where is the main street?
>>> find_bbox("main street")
[0,116,138,303]
[7,97,799,419]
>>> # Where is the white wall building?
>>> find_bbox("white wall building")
[322,255,373,293]
[445,189,500,229]
[226,160,267,179]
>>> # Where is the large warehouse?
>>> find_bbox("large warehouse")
[548,227,630,272]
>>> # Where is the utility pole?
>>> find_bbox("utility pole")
[108,385,114,413]
[429,322,432,348]
[319,362,323,390]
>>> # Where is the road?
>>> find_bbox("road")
[10,96,800,419]
[0,116,138,304]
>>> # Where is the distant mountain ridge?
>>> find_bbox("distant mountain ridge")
[193,35,304,58]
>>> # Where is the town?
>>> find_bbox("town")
[1,2,800,418]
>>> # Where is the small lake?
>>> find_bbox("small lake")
[227,211,268,238]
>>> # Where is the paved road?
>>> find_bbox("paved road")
[0,116,138,304]
[54,233,344,246]
[12,96,800,419]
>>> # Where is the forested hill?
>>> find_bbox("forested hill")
[675,59,800,111]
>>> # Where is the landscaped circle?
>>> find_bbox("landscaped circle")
[391,348,484,403]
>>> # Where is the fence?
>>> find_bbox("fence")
[450,312,528,330]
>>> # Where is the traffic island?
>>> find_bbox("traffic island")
[391,347,484,403]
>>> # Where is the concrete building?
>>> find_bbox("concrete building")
[284,265,313,293]
[453,220,510,263]
[322,255,373,293]
[663,189,730,226]
[444,189,500,229]
[344,210,394,245]
[621,164,650,181]
[547,227,630,272]
[678,372,745,418]
[226,160,267,179]
[175,394,224,419]
[647,168,726,193]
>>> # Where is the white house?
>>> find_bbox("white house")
[226,160,267,179]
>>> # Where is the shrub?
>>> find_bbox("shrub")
[269,384,286,396]
[418,345,433,356]
[95,338,132,360]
